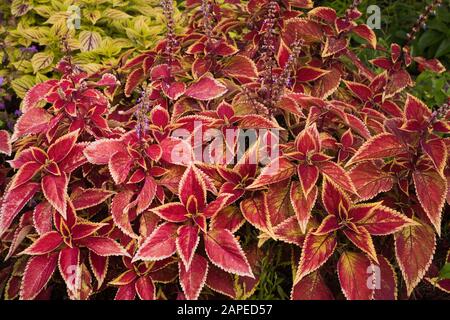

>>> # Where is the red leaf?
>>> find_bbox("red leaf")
[295,124,321,154]
[412,56,446,74]
[0,182,40,237]
[136,176,157,214]
[404,93,431,123]
[307,6,336,22]
[205,265,236,298]
[21,231,62,255]
[337,251,374,300]
[20,252,58,300]
[84,139,122,164]
[185,76,227,101]
[109,151,132,184]
[58,247,81,294]
[125,68,145,97]
[291,271,334,300]
[247,157,296,189]
[240,192,270,233]
[41,173,68,219]
[58,143,87,173]
[296,66,329,82]
[344,80,372,101]
[348,162,394,200]
[294,231,337,283]
[290,182,317,233]
[179,254,208,300]
[134,222,178,261]
[373,255,398,300]
[204,228,253,277]
[342,225,378,262]
[33,201,53,235]
[111,190,137,239]
[162,82,186,100]
[78,236,130,257]
[236,114,281,129]
[413,169,446,235]
[296,164,319,196]
[352,24,377,49]
[72,188,114,210]
[178,165,207,212]
[152,202,188,223]
[8,161,42,191]
[322,37,348,57]
[47,130,79,163]
[421,138,447,175]
[89,252,108,289]
[395,219,436,296]
[351,204,415,235]
[318,161,356,194]
[321,179,350,218]
[23,80,57,112]
[176,225,200,269]
[222,55,258,80]
[346,133,405,166]
[210,206,244,233]
[273,216,306,246]
[135,276,155,300]
[0,130,11,155]
[11,108,53,141]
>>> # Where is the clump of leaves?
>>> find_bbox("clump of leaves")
[0,0,448,301]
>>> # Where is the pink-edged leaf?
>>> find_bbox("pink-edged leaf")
[12,108,53,141]
[337,251,374,300]
[291,271,334,300]
[395,218,436,296]
[204,228,253,277]
[290,182,317,233]
[78,236,130,257]
[41,173,68,219]
[348,161,394,200]
[0,130,11,155]
[58,143,87,173]
[8,161,42,191]
[152,202,188,223]
[133,222,178,261]
[344,80,372,101]
[294,231,337,283]
[125,68,145,97]
[296,66,329,82]
[185,76,227,101]
[33,201,53,235]
[109,151,132,184]
[135,276,155,300]
[318,161,356,194]
[89,252,108,289]
[72,188,114,210]
[413,169,446,235]
[210,206,245,233]
[114,283,136,300]
[72,222,105,240]
[373,254,398,300]
[421,138,447,175]
[179,254,208,300]
[297,164,319,196]
[111,190,137,239]
[273,216,306,247]
[21,231,62,255]
[179,165,207,210]
[342,225,378,262]
[23,80,57,112]
[222,55,258,80]
[0,182,40,237]
[47,130,79,163]
[205,265,237,299]
[176,225,200,269]
[247,157,296,189]
[20,252,58,300]
[346,133,405,166]
[83,139,123,164]
[58,247,81,294]
[240,192,270,233]
[351,205,415,235]
[136,176,157,214]
[352,24,377,48]
[162,81,186,100]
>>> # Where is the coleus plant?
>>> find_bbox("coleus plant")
[0,0,449,300]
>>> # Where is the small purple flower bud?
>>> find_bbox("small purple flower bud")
[0,77,4,86]
[0,102,5,110]
[14,110,22,117]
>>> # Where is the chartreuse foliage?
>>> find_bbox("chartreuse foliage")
[0,0,186,99]
[0,0,449,300]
